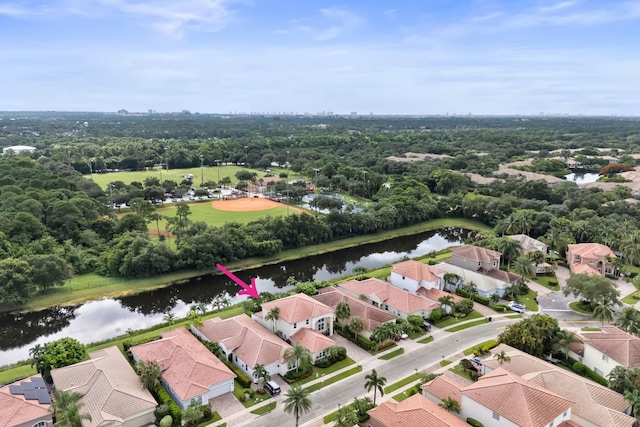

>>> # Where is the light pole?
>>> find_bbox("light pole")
[200,155,204,187]
[165,146,169,171]
[88,159,93,181]
[362,170,368,196]
[286,150,290,215]
[313,168,321,191]
[108,184,114,209]
[215,160,221,189]
[244,145,249,167]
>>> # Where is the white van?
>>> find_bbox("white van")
[264,380,281,395]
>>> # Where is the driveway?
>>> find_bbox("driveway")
[209,392,246,418]
[330,333,372,363]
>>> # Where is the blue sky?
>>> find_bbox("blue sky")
[1,0,639,115]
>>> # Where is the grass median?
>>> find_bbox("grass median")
[384,372,422,394]
[445,318,489,332]
[304,365,363,393]
[378,348,404,360]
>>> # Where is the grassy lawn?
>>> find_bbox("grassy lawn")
[406,328,426,340]
[532,275,560,290]
[581,327,601,331]
[7,218,491,313]
[434,311,483,328]
[384,373,422,394]
[392,389,420,402]
[450,364,474,381]
[445,319,489,332]
[622,291,639,305]
[516,290,539,311]
[505,314,523,319]
[0,306,244,383]
[379,348,404,360]
[250,402,276,415]
[439,360,452,367]
[323,402,357,424]
[569,301,594,314]
[463,339,497,356]
[304,365,362,393]
[292,357,355,387]
[418,335,434,344]
[233,380,271,408]
[86,165,269,190]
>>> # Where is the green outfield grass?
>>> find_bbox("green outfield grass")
[150,201,294,231]
[86,165,271,190]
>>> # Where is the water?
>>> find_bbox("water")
[565,172,599,185]
[0,227,472,366]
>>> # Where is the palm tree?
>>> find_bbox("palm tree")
[553,330,580,360]
[349,316,364,339]
[334,405,359,427]
[136,360,162,391]
[503,285,518,301]
[489,293,500,305]
[187,310,203,328]
[252,363,271,392]
[283,385,312,427]
[527,250,546,267]
[615,307,640,335]
[162,310,176,325]
[497,237,522,269]
[439,396,461,413]
[624,389,640,418]
[623,230,640,268]
[53,390,92,427]
[593,299,615,327]
[284,343,312,374]
[443,273,462,290]
[463,282,478,302]
[335,301,351,329]
[438,295,455,313]
[194,302,208,315]
[265,307,280,332]
[364,369,386,405]
[511,255,535,285]
[148,212,163,237]
[494,350,511,366]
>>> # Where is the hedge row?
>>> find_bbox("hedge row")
[467,417,484,427]
[221,359,252,388]
[154,385,182,426]
[572,361,608,386]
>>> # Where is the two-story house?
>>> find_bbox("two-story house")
[422,368,573,427]
[566,243,616,276]
[337,278,439,320]
[194,314,294,381]
[131,328,236,409]
[390,260,446,293]
[450,245,502,272]
[573,326,640,378]
[1,375,53,427]
[368,393,469,427]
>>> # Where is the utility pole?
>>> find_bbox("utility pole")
[200,155,204,187]
[215,160,221,189]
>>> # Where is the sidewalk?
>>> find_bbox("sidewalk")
[213,313,516,426]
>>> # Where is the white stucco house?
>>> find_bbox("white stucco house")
[390,260,446,293]
[571,327,640,378]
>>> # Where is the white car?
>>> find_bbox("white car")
[508,301,525,313]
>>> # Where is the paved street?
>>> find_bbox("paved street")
[231,319,517,427]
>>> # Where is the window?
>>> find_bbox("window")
[549,422,554,427]
[306,319,310,325]
[602,354,609,362]
[293,323,297,329]
[493,411,500,421]
[589,259,595,264]
[318,318,325,331]
[33,422,47,427]
[563,410,568,417]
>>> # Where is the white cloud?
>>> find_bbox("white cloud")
[297,8,362,41]
[0,4,28,16]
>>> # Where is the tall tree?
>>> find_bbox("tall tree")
[334,405,359,427]
[439,396,461,413]
[53,390,92,427]
[349,316,364,339]
[283,385,312,427]
[494,350,511,366]
[497,237,522,269]
[364,369,386,405]
[335,301,351,329]
[252,363,271,392]
[265,306,280,332]
[511,255,535,286]
[284,343,312,374]
[593,299,615,327]
[553,330,580,360]
[25,254,72,293]
[136,360,162,391]
[438,295,455,313]
[615,307,640,335]
[498,314,560,358]
[563,274,620,309]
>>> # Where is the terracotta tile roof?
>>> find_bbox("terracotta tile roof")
[436,262,513,292]
[572,263,601,276]
[261,293,334,324]
[0,375,52,427]
[559,421,583,427]
[312,288,396,332]
[484,344,636,427]
[451,245,501,263]
[339,278,439,312]
[509,235,547,253]
[368,393,469,427]
[581,327,640,368]
[483,268,521,283]
[415,287,463,303]
[568,341,585,357]
[462,368,573,427]
[568,243,616,260]
[391,260,445,282]
[131,328,235,402]
[50,346,156,427]
[290,328,335,354]
[420,375,464,404]
[197,314,292,367]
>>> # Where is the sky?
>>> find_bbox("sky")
[1,0,639,115]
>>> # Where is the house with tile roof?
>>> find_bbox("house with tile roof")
[130,328,235,409]
[193,314,294,381]
[433,262,516,298]
[313,288,396,339]
[367,392,469,427]
[254,293,334,340]
[578,326,640,378]
[509,235,547,255]
[337,278,439,319]
[422,369,573,427]
[50,346,156,427]
[481,344,636,427]
[0,375,52,427]
[567,243,616,276]
[390,260,446,294]
[289,328,336,363]
[450,245,502,272]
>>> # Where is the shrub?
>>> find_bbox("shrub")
[491,304,507,312]
[159,415,173,427]
[220,359,252,387]
[153,385,182,426]
[333,346,347,362]
[548,280,558,286]
[467,417,484,427]
[585,367,609,386]
[459,359,475,371]
[475,295,490,306]
[315,358,331,368]
[155,404,171,423]
[284,368,313,382]
[429,308,444,323]
[573,361,586,374]
[454,299,474,316]
[455,288,470,298]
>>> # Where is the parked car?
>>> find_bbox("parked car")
[508,301,525,313]
[264,380,281,395]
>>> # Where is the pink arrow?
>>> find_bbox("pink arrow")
[216,264,260,299]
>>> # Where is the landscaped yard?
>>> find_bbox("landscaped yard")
[450,364,475,381]
[445,318,489,332]
[292,357,356,386]
[304,365,362,393]
[463,339,497,356]
[378,348,404,360]
[569,301,594,314]
[434,310,484,328]
[532,275,560,290]
[418,335,434,344]
[233,380,271,408]
[250,401,276,415]
[384,372,422,394]
[622,291,639,305]
[516,290,539,311]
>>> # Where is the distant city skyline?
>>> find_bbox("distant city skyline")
[1,0,639,115]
